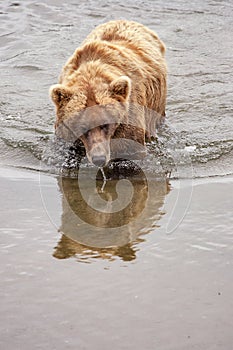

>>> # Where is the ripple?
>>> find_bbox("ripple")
[0,0,232,178]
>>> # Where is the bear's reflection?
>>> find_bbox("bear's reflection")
[53,162,170,262]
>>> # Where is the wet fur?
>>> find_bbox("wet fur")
[50,20,167,165]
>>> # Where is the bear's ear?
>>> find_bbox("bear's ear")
[109,76,131,101]
[49,84,72,107]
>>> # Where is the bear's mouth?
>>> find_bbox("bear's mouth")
[91,155,108,167]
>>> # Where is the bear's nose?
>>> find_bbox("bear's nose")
[92,155,107,167]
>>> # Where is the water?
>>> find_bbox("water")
[1,1,233,349]
[1,166,233,349]
[0,0,232,176]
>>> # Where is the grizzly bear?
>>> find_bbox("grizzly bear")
[50,20,167,167]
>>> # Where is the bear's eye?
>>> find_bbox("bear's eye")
[100,124,109,131]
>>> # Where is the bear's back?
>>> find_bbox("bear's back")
[60,20,167,115]
[83,20,165,56]
[83,20,165,60]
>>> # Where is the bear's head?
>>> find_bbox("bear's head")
[50,76,131,167]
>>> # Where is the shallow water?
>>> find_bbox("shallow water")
[0,0,233,176]
[1,166,233,349]
[1,1,233,349]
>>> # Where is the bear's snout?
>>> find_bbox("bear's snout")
[79,125,114,167]
[92,155,107,167]
[88,141,110,167]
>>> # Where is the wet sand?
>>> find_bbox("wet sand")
[1,166,233,349]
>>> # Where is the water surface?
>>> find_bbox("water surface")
[0,0,232,177]
[1,167,233,349]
